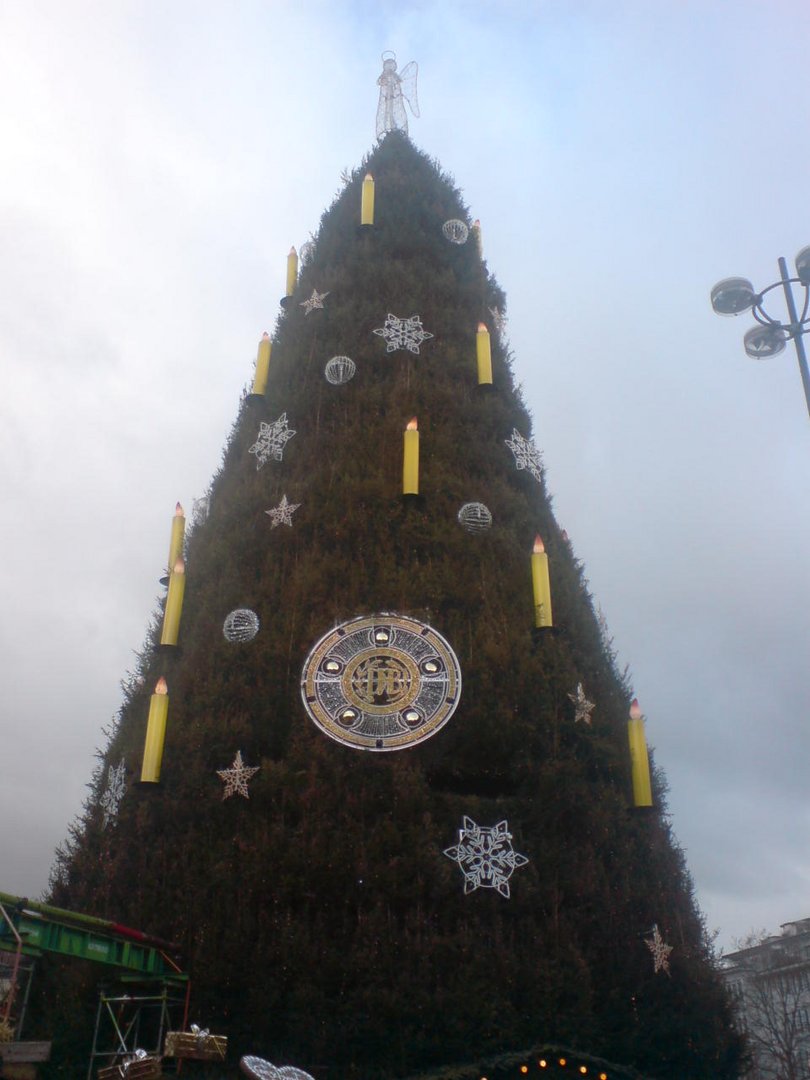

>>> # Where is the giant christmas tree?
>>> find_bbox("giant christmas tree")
[47,129,743,1078]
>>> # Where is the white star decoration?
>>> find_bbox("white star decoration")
[265,494,301,527]
[568,683,595,725]
[299,289,329,315]
[100,760,127,828]
[248,413,296,469]
[373,313,434,354]
[505,428,544,484]
[645,924,673,975]
[216,750,260,800]
[444,816,529,898]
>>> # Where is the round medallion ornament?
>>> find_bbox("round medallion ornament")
[223,608,260,643]
[457,502,493,533]
[301,613,462,751]
[324,355,357,385]
[298,240,315,266]
[442,219,469,244]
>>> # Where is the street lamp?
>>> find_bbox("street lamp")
[710,248,810,417]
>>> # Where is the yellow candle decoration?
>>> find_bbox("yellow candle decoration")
[166,502,185,579]
[361,172,375,226]
[402,417,419,496]
[160,557,186,647]
[472,218,482,255]
[252,332,272,397]
[476,322,493,385]
[531,535,553,628]
[628,698,653,807]
[141,677,169,783]
[285,246,298,297]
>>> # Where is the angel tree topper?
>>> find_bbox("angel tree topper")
[376,52,419,137]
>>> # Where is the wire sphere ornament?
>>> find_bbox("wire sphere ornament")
[442,219,469,244]
[376,52,419,137]
[298,240,315,266]
[324,355,356,385]
[301,613,462,752]
[457,502,492,533]
[223,608,260,644]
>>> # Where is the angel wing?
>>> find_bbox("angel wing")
[398,60,420,117]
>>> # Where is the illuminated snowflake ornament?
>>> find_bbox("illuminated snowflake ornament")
[568,683,595,725]
[100,760,127,828]
[299,289,329,315]
[248,413,296,468]
[505,428,544,484]
[373,313,433,355]
[375,52,419,138]
[216,750,260,800]
[265,494,301,527]
[444,816,529,898]
[645,924,673,975]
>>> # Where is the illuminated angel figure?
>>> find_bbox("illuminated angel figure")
[376,52,419,138]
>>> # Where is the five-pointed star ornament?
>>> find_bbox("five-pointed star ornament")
[568,682,596,725]
[248,413,296,469]
[372,313,434,354]
[299,288,329,315]
[444,816,529,898]
[265,494,301,527]
[645,923,673,975]
[216,750,260,800]
[504,428,544,485]
[99,760,127,828]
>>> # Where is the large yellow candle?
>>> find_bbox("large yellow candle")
[285,246,298,297]
[252,332,272,396]
[472,218,482,256]
[402,417,419,496]
[628,698,653,807]
[361,173,375,226]
[160,557,186,646]
[531,535,553,628]
[476,322,493,385]
[166,502,185,579]
[141,677,169,783]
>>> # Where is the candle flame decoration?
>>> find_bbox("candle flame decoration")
[155,677,168,695]
[261,331,270,341]
[478,321,488,332]
[407,417,418,431]
[173,557,185,575]
[175,502,183,516]
[629,697,642,720]
[533,535,545,554]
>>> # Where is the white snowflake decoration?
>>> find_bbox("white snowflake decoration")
[373,313,433,355]
[299,289,329,315]
[248,413,296,469]
[100,760,127,828]
[444,816,529,898]
[505,428,544,485]
[645,923,673,975]
[442,219,469,244]
[324,355,356,385]
[489,306,507,334]
[223,609,260,643]
[457,502,492,533]
[216,750,259,800]
[568,683,595,725]
[265,494,301,528]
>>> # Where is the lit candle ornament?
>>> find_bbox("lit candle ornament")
[472,218,483,255]
[141,677,169,783]
[531,535,553,628]
[160,557,186,647]
[402,417,419,496]
[285,246,298,297]
[165,502,185,581]
[361,172,375,226]
[476,322,493,385]
[628,698,653,807]
[251,332,272,397]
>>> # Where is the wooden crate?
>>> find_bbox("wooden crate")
[97,1054,161,1080]
[164,1030,227,1062]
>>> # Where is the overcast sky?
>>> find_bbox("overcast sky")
[1,1,808,954]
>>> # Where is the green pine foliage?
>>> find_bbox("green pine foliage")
[45,132,743,1078]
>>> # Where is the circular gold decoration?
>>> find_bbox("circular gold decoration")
[301,613,462,751]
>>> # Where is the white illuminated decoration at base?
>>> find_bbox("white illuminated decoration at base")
[444,816,529,898]
[300,613,461,751]
[240,1058,316,1080]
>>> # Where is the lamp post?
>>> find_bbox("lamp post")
[710,247,810,418]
